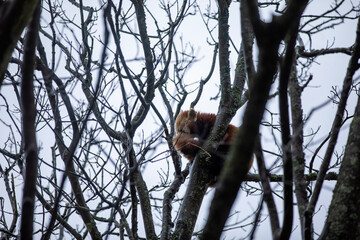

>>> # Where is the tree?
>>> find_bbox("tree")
[0,0,359,239]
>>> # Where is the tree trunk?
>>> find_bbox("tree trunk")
[320,88,360,240]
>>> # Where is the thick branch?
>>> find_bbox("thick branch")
[130,0,156,133]
[240,1,255,82]
[289,56,309,238]
[276,18,300,240]
[244,172,338,182]
[161,165,190,240]
[19,4,40,239]
[218,0,232,107]
[0,0,40,86]
[170,154,209,240]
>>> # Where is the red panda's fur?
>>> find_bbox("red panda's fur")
[173,109,253,185]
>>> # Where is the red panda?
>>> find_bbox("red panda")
[173,109,253,185]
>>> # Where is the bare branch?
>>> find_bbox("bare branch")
[254,138,280,236]
[19,3,40,239]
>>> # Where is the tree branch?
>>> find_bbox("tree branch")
[289,54,309,238]
[0,0,40,86]
[276,16,300,240]
[240,1,255,82]
[254,138,280,236]
[19,3,40,239]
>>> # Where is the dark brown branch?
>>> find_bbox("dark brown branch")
[240,1,255,82]
[289,54,309,238]
[170,153,209,240]
[217,0,232,108]
[298,47,352,58]
[249,197,264,240]
[0,0,40,86]
[130,151,156,240]
[161,165,190,240]
[243,0,264,43]
[19,3,40,239]
[276,16,300,240]
[232,44,247,109]
[130,175,139,240]
[130,0,156,134]
[1,164,19,238]
[254,139,280,236]
[190,44,218,108]
[244,172,338,182]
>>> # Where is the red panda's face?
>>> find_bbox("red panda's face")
[175,111,190,133]
[175,110,197,134]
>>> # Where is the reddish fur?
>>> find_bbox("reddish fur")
[173,109,253,186]
[173,110,238,162]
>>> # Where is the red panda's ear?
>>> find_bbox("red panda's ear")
[188,108,197,122]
